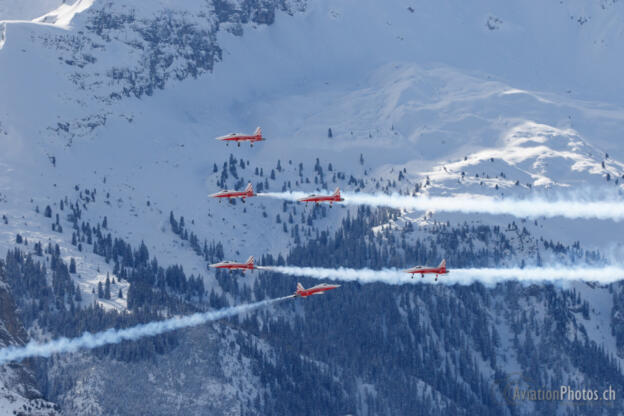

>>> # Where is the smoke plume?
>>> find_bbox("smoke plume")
[0,296,291,366]
[263,265,624,286]
[259,192,624,221]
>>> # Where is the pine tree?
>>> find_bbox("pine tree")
[105,276,111,299]
[97,281,104,298]
[69,258,77,273]
[34,242,43,256]
[169,211,178,234]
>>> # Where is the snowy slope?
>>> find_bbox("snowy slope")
[0,0,623,310]
[0,0,66,21]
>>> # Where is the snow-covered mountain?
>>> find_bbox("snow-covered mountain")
[2,0,624,414]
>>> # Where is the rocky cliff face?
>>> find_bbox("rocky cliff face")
[43,0,306,101]
[0,281,61,416]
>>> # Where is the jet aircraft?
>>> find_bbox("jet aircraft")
[216,127,264,147]
[298,187,344,207]
[210,183,255,202]
[404,259,448,281]
[293,282,341,297]
[210,256,256,273]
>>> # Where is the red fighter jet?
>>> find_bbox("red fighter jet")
[298,187,344,207]
[215,127,265,147]
[210,183,255,203]
[293,282,341,298]
[210,256,255,273]
[404,259,448,281]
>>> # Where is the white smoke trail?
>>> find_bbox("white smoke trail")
[263,265,624,286]
[259,192,624,221]
[0,296,292,366]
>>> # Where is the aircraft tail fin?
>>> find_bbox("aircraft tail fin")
[246,256,254,265]
[254,126,262,136]
[439,259,446,270]
[297,282,304,292]
[333,187,340,197]
[245,182,253,194]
